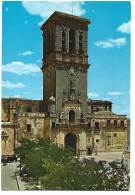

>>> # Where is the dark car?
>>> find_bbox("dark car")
[7,155,17,163]
[2,158,7,166]
[99,160,107,165]
[19,168,28,177]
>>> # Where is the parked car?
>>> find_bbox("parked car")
[99,160,107,165]
[7,155,17,163]
[110,158,122,169]
[84,156,95,161]
[115,163,122,168]
[99,160,111,169]
[2,158,7,166]
[102,162,112,169]
[114,158,122,164]
[19,168,28,177]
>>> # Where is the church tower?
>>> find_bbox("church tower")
[41,11,91,124]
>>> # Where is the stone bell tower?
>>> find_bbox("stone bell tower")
[41,11,91,123]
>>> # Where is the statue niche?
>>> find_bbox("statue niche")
[68,79,76,102]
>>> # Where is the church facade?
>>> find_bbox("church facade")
[1,11,127,157]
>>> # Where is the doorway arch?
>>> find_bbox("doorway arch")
[69,110,75,123]
[65,132,77,154]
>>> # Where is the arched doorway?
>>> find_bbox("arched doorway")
[65,132,77,154]
[69,110,75,123]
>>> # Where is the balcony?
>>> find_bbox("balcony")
[14,112,47,118]
[56,123,87,130]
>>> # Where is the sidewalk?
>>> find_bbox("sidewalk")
[89,151,123,162]
[16,174,40,190]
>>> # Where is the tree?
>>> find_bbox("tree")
[15,138,130,190]
[40,159,130,190]
[14,137,75,182]
[14,138,37,163]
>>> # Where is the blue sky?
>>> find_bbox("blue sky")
[1,1,131,117]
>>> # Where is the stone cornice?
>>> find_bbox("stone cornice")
[41,11,90,31]
[41,60,90,72]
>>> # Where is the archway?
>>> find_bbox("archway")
[69,110,75,123]
[65,132,77,154]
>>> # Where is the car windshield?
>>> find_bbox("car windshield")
[115,159,121,163]
[103,163,109,167]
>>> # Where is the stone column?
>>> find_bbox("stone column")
[75,29,79,54]
[83,31,88,55]
[55,25,62,51]
[80,131,87,156]
[65,27,69,53]
[56,132,64,147]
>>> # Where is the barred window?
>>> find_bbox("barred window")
[107,120,110,126]
[27,124,31,132]
[95,122,99,129]
[114,120,117,126]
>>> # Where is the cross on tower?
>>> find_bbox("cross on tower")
[72,1,74,15]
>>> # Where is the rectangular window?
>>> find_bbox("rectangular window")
[114,120,117,126]
[88,122,91,129]
[27,124,31,132]
[27,107,32,112]
[107,120,110,126]
[95,122,99,129]
[114,133,117,138]
[96,139,99,143]
[121,120,124,126]
[52,122,55,129]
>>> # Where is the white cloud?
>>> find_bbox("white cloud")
[88,93,99,97]
[105,97,111,100]
[25,21,28,24]
[36,59,42,63]
[2,81,25,89]
[2,61,41,75]
[5,7,8,12]
[22,1,86,25]
[117,21,131,34]
[37,21,45,26]
[95,38,126,49]
[120,109,129,115]
[18,51,33,56]
[108,92,124,96]
[14,95,21,98]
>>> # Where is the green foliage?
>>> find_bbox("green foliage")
[15,138,130,190]
[14,138,37,163]
[41,159,130,190]
[14,137,75,180]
